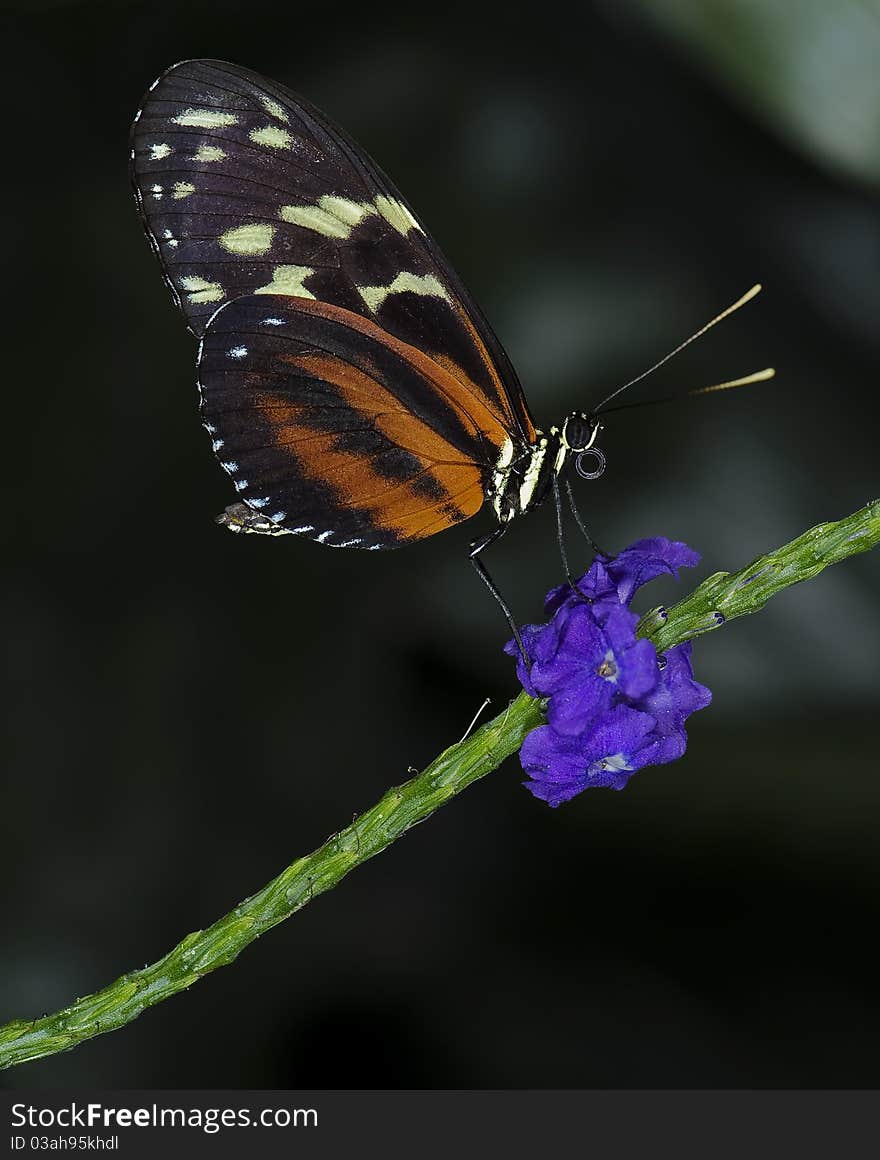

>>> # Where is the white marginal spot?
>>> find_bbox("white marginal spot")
[316,531,333,543]
[249,497,269,508]
[162,228,179,249]
[261,317,284,326]
[203,422,217,434]
[291,524,314,534]
[260,96,289,122]
[253,265,315,299]
[194,144,226,163]
[221,460,239,472]
[234,479,249,492]
[172,181,195,199]
[219,222,275,255]
[172,108,239,129]
[249,124,293,150]
[149,143,171,159]
[367,545,383,551]
[211,438,225,451]
[357,272,450,313]
[180,275,224,304]
[228,345,248,359]
[336,538,363,547]
[270,511,286,523]
[374,195,421,236]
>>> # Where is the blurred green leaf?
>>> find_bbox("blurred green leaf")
[638,0,880,186]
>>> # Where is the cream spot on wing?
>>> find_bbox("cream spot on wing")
[253,265,316,298]
[357,272,450,313]
[149,143,171,159]
[219,222,275,255]
[279,196,379,238]
[194,144,226,163]
[180,275,224,304]
[318,196,376,227]
[249,124,293,150]
[172,108,238,128]
[172,181,195,199]
[374,195,421,236]
[260,96,289,122]
[279,204,351,239]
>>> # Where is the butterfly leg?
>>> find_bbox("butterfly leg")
[552,475,579,593]
[563,477,606,558]
[468,524,528,665]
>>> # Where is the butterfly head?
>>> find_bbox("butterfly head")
[560,411,601,454]
[561,412,607,482]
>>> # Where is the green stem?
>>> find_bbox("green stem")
[2,499,877,1070]
[637,498,880,652]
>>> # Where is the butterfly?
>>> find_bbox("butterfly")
[129,60,646,648]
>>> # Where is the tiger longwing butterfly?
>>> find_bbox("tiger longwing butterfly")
[130,60,613,649]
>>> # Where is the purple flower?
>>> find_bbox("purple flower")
[520,704,658,805]
[534,602,659,736]
[507,537,711,805]
[638,642,712,766]
[544,537,701,614]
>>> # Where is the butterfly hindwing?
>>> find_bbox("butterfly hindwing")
[131,58,536,459]
[198,294,513,548]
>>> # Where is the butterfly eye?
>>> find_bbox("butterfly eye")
[575,447,606,480]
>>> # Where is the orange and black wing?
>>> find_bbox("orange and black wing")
[131,58,536,464]
[199,294,514,548]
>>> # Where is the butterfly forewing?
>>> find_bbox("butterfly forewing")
[131,58,536,454]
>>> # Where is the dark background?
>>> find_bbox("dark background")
[2,0,878,1088]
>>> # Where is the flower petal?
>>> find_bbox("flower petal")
[602,538,701,605]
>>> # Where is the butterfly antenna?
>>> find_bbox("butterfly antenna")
[688,366,775,396]
[602,366,774,417]
[600,366,776,416]
[592,283,764,415]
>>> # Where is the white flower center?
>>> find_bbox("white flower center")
[588,752,632,779]
[596,649,619,683]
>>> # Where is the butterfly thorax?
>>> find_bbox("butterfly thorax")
[488,411,597,525]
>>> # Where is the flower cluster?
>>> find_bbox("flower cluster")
[505,539,712,806]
